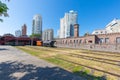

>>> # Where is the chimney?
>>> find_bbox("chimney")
[74,24,79,37]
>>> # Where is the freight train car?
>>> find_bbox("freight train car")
[36,41,42,46]
[42,40,56,47]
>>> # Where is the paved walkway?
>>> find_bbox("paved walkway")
[0,46,85,80]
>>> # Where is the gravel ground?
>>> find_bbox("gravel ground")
[0,46,86,80]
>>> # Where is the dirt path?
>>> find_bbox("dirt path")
[0,46,85,80]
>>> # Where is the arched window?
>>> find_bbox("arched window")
[84,39,87,44]
[70,40,72,43]
[74,40,75,43]
[79,40,82,44]
[62,40,64,44]
[76,40,78,43]
[66,40,67,44]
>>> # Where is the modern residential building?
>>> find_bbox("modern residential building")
[57,30,60,38]
[42,29,54,41]
[92,18,120,35]
[92,29,107,35]
[32,14,42,36]
[22,24,27,36]
[15,30,21,37]
[105,18,120,33]
[59,10,78,38]
[60,18,65,38]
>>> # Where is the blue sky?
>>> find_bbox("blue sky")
[0,0,120,37]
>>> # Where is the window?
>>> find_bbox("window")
[105,38,109,43]
[111,23,117,27]
[70,40,72,43]
[76,40,78,43]
[99,38,104,43]
[95,32,98,34]
[74,40,75,43]
[61,40,62,44]
[105,31,107,34]
[84,39,87,43]
[62,40,64,44]
[110,28,113,31]
[65,40,67,44]
[79,40,82,44]
[88,40,92,43]
[116,37,120,43]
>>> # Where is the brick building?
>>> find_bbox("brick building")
[74,24,79,38]
[55,33,120,52]
[22,24,27,36]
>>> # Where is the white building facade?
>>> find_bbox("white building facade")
[60,18,65,38]
[105,19,120,33]
[92,19,120,35]
[57,29,60,38]
[59,10,78,38]
[32,14,42,35]
[92,29,107,35]
[15,30,21,37]
[42,29,54,41]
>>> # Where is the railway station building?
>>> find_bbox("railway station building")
[0,33,39,46]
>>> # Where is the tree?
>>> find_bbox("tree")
[0,0,9,22]
[84,32,90,36]
[30,34,41,39]
[30,34,41,46]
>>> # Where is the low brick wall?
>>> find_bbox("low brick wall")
[55,44,120,53]
[89,44,120,53]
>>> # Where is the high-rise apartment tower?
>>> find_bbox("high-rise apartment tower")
[59,10,78,38]
[32,14,42,36]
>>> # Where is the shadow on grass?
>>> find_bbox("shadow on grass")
[0,61,85,80]
[74,71,106,80]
